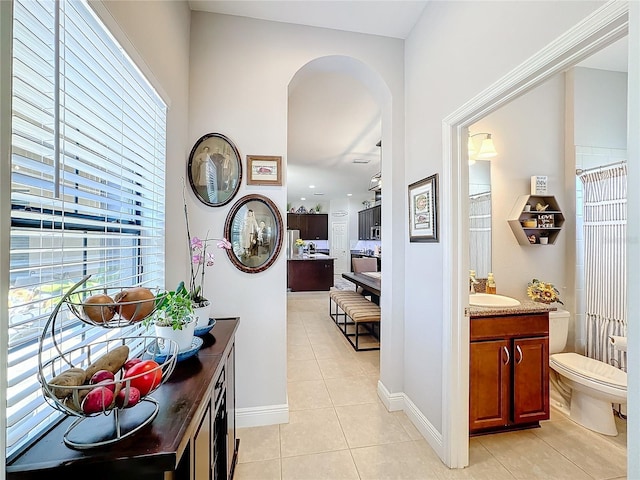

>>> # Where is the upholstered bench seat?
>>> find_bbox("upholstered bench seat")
[329,290,380,351]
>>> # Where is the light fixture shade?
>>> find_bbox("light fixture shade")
[477,135,497,159]
[467,136,476,157]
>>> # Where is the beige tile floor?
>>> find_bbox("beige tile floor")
[235,289,627,480]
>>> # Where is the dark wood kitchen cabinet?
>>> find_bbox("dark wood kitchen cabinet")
[287,213,328,240]
[7,319,240,480]
[287,258,334,291]
[358,205,381,240]
[469,313,549,435]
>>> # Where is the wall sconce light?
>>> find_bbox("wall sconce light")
[468,132,498,165]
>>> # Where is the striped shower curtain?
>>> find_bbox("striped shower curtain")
[469,192,492,279]
[580,164,627,370]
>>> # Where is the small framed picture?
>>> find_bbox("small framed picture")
[246,155,282,186]
[408,173,439,243]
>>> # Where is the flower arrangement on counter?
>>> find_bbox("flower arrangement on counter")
[295,238,306,247]
[183,184,231,307]
[527,278,563,304]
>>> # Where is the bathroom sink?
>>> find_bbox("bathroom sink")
[469,293,521,307]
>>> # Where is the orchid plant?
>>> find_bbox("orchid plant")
[183,184,231,307]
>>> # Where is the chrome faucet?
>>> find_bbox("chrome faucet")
[469,270,479,294]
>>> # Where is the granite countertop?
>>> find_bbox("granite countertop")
[288,253,335,261]
[466,300,557,318]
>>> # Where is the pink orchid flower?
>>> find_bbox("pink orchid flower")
[217,238,232,250]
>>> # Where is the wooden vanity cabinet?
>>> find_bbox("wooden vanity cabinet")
[469,313,549,435]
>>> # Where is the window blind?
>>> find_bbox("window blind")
[8,0,166,457]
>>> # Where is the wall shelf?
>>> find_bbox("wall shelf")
[507,195,565,245]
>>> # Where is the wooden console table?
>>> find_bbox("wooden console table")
[7,318,240,480]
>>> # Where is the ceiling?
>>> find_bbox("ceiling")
[188,1,429,39]
[188,2,627,206]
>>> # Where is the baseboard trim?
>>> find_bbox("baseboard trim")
[377,380,404,411]
[403,394,444,459]
[377,381,444,459]
[236,403,289,428]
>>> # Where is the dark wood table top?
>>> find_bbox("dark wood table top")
[341,272,381,298]
[7,318,239,479]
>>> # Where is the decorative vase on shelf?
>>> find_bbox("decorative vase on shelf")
[298,246,304,256]
[192,301,211,328]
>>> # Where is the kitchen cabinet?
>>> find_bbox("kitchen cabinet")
[469,313,549,435]
[7,319,240,480]
[507,195,565,245]
[358,205,381,240]
[287,213,328,240]
[287,258,334,291]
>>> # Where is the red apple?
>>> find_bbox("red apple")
[82,386,114,414]
[115,386,141,408]
[90,369,115,385]
[123,358,142,374]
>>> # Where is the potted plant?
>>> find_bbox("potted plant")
[183,184,231,326]
[146,281,196,353]
[295,238,306,256]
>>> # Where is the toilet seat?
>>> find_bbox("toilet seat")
[550,352,626,392]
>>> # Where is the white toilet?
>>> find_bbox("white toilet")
[548,309,627,436]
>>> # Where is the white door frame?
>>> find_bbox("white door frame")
[442,1,632,468]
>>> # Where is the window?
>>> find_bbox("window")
[8,0,166,457]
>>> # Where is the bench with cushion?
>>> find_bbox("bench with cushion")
[329,290,380,351]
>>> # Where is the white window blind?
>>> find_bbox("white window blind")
[8,0,166,457]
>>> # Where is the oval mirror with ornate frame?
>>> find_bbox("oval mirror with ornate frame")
[224,194,283,273]
[187,133,242,207]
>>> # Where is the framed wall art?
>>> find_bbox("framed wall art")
[224,194,283,273]
[408,173,439,242]
[246,155,282,186]
[187,133,242,207]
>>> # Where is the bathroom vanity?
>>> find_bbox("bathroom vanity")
[468,305,552,435]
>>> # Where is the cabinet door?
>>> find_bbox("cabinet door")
[306,214,328,240]
[358,211,366,240]
[372,205,381,226]
[194,402,212,480]
[513,337,549,424]
[226,344,237,479]
[469,339,510,432]
[287,213,301,231]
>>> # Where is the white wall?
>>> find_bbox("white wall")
[405,0,603,439]
[188,12,405,420]
[482,74,567,302]
[573,67,628,149]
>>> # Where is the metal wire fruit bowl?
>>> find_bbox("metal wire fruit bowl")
[64,285,166,328]
[37,276,179,449]
[38,336,178,449]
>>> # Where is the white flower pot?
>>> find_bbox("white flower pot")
[193,302,211,328]
[155,316,196,353]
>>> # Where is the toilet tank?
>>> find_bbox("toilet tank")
[549,309,570,354]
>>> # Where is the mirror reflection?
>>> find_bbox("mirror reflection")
[224,194,283,273]
[469,159,491,277]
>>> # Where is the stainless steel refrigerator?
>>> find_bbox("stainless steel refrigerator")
[286,229,300,258]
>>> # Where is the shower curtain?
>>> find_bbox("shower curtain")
[469,192,492,279]
[580,164,627,370]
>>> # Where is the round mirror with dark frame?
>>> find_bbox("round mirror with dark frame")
[224,194,283,273]
[187,133,242,207]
